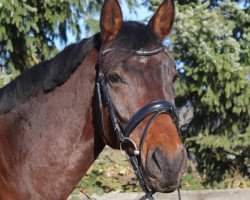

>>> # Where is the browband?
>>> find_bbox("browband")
[102,47,166,57]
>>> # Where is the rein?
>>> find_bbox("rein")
[95,46,181,200]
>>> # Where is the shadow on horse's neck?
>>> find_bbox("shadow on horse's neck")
[0,39,106,199]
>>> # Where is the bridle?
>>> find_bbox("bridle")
[95,46,181,200]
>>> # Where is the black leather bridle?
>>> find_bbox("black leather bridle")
[95,46,181,200]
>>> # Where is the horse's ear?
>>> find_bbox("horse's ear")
[148,0,175,40]
[100,0,123,42]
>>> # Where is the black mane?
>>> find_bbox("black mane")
[0,36,95,114]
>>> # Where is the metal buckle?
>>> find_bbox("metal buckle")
[120,137,140,159]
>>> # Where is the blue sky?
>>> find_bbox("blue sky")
[121,0,152,21]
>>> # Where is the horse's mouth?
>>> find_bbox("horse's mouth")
[145,174,180,193]
[142,146,188,193]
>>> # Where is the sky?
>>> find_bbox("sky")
[121,0,152,21]
[55,0,153,50]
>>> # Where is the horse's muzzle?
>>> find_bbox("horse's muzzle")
[145,146,187,193]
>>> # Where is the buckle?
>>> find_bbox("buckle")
[120,137,140,159]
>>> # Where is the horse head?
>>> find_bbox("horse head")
[95,0,188,194]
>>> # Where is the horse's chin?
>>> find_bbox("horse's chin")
[146,176,180,193]
[152,183,179,193]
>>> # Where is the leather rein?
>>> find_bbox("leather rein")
[95,46,181,200]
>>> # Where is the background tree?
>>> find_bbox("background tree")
[146,0,250,186]
[0,0,138,74]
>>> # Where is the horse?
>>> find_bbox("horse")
[0,0,187,199]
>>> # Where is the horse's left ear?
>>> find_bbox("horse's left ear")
[100,0,123,42]
[148,0,175,40]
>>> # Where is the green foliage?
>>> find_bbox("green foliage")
[0,0,85,72]
[148,0,250,184]
[0,66,19,87]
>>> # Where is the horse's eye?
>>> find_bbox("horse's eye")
[107,73,123,84]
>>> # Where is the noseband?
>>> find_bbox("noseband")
[95,47,180,200]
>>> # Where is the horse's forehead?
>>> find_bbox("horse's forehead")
[121,53,176,80]
[126,52,169,67]
[118,55,161,77]
[137,56,149,64]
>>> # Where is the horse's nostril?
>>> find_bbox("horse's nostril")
[152,150,163,172]
[147,148,166,177]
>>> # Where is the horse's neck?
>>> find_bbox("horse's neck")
[0,49,105,199]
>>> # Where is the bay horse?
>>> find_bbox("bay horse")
[0,0,187,199]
